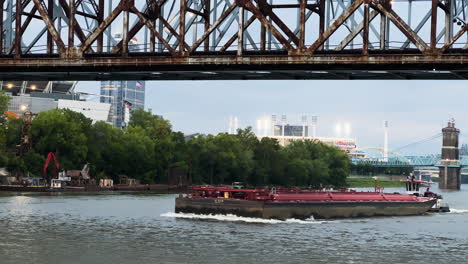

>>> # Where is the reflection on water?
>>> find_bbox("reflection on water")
[0,186,468,264]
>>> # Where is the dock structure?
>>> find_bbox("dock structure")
[437,120,461,190]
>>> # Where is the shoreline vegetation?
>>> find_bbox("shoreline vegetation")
[0,90,351,187]
[346,177,406,188]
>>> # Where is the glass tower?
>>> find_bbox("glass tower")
[100,80,145,128]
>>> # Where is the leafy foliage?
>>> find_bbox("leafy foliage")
[351,163,413,176]
[0,107,351,187]
[0,91,10,120]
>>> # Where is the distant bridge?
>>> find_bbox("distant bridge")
[351,132,449,167]
[2,0,468,80]
[351,155,468,167]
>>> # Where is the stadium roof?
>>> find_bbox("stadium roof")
[1,81,76,94]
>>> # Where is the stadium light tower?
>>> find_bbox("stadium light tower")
[234,117,239,133]
[281,114,287,146]
[383,121,389,162]
[335,122,342,137]
[262,118,269,137]
[256,119,262,136]
[301,115,307,138]
[271,114,277,137]
[311,116,318,138]
[344,122,351,138]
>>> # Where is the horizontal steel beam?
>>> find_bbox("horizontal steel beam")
[2,0,468,80]
[0,52,467,80]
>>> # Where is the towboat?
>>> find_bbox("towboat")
[176,184,440,220]
[404,178,450,213]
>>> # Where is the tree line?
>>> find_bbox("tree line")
[0,92,351,187]
[351,163,413,176]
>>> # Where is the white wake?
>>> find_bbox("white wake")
[448,208,468,214]
[160,212,322,224]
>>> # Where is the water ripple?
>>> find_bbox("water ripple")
[0,190,467,264]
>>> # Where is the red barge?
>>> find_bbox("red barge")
[176,184,440,220]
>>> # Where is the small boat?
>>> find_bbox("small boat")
[175,183,441,220]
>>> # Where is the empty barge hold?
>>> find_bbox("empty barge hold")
[175,187,438,220]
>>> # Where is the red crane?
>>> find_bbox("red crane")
[43,152,60,182]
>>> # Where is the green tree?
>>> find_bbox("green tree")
[31,109,90,170]
[23,152,45,177]
[128,108,174,183]
[87,121,125,179]
[121,126,155,181]
[252,137,283,185]
[282,140,350,187]
[0,91,10,119]
[0,102,352,188]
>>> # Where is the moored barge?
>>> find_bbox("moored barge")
[176,186,438,220]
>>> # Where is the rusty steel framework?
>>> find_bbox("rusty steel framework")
[1,0,468,80]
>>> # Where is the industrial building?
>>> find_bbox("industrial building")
[100,81,145,128]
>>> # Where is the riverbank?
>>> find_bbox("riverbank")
[0,184,188,193]
[347,177,406,188]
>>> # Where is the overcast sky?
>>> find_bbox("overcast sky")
[76,80,468,155]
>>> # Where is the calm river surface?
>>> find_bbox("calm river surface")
[1,185,468,264]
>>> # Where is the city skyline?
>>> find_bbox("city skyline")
[77,80,467,155]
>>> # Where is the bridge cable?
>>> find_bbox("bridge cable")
[392,133,442,153]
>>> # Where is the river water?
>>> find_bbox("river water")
[1,185,467,264]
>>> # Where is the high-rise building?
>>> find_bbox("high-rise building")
[100,81,145,128]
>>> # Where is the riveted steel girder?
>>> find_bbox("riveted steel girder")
[1,0,468,80]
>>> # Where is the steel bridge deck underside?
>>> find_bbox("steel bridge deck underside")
[4,0,468,80]
[2,51,468,80]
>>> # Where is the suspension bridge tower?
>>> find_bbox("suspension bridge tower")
[437,119,461,190]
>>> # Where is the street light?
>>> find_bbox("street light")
[19,104,28,112]
[6,83,13,89]
[30,84,37,90]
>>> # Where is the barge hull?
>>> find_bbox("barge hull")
[0,185,49,192]
[263,200,437,219]
[175,197,264,218]
[175,197,437,220]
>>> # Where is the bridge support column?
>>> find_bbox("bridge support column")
[363,0,369,55]
[430,0,438,50]
[438,120,461,190]
[14,0,21,58]
[237,4,244,56]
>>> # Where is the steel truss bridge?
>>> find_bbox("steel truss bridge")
[352,155,468,167]
[351,155,468,167]
[1,0,468,80]
[352,132,468,167]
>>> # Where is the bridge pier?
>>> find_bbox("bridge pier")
[437,120,461,190]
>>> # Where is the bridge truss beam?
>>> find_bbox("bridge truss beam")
[1,0,468,80]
